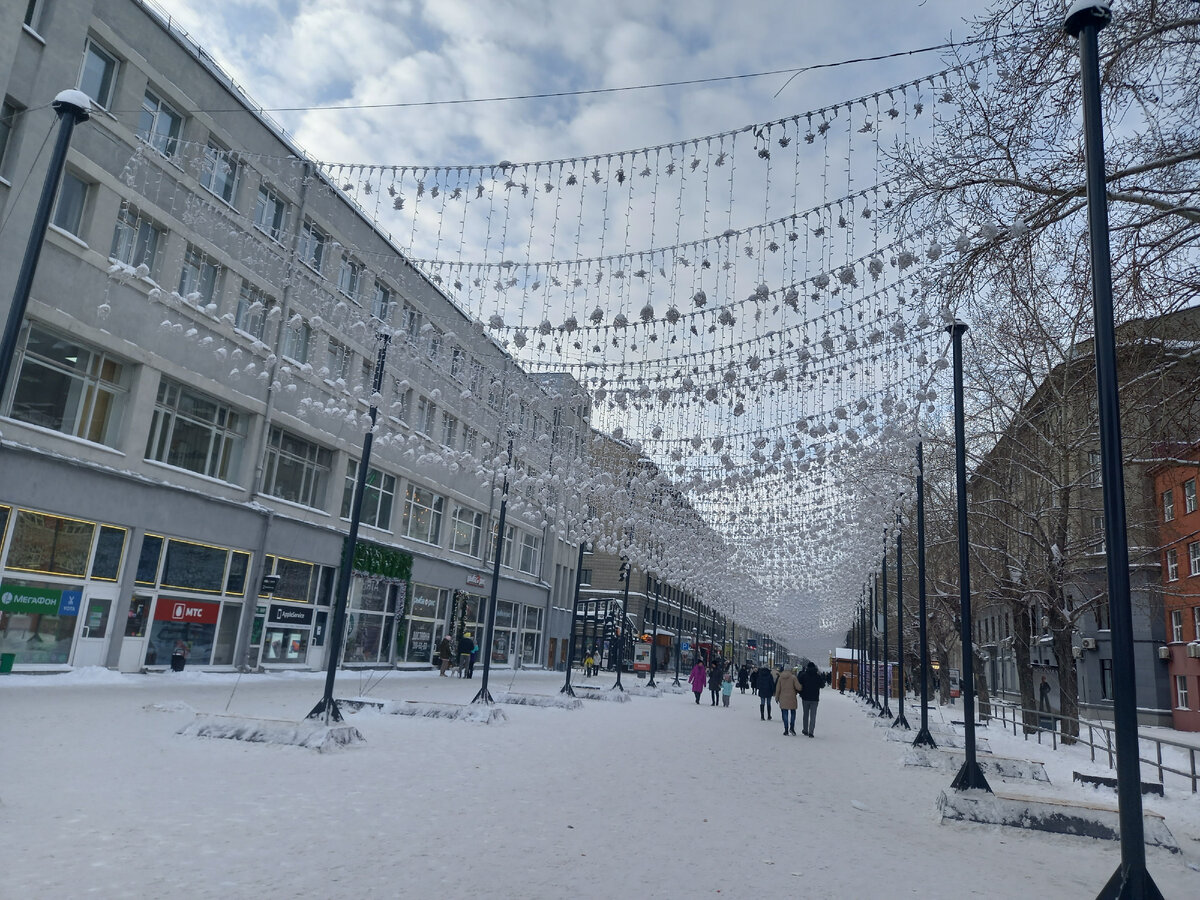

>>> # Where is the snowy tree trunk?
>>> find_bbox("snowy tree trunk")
[1011,605,1038,734]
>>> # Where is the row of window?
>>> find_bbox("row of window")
[3,322,540,572]
[1164,542,1200,582]
[1162,477,1198,522]
[1168,606,1200,644]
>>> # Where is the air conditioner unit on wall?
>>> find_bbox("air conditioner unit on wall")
[1187,643,1200,659]
[1081,637,1098,650]
[1157,646,1171,660]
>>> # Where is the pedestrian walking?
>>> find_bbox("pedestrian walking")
[689,659,708,704]
[437,635,453,676]
[838,673,847,694]
[774,665,802,736]
[1039,675,1052,712]
[708,662,723,706]
[456,631,473,677]
[755,664,776,721]
[584,651,595,679]
[800,661,824,737]
[721,671,734,707]
[737,664,750,694]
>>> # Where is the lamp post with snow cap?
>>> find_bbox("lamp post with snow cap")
[611,555,630,692]
[1065,3,1160,895]
[647,579,661,688]
[893,513,910,730]
[0,91,91,396]
[560,541,587,697]
[879,541,894,720]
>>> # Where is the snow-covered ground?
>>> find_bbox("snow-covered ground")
[1,667,1197,898]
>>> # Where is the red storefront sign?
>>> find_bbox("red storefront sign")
[154,598,220,625]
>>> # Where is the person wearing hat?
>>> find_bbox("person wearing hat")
[773,664,802,736]
[457,630,474,678]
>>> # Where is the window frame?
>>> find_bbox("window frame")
[449,504,484,557]
[341,459,396,530]
[1189,541,1200,577]
[52,171,89,236]
[401,483,444,545]
[253,184,287,242]
[262,426,332,509]
[0,99,21,176]
[200,140,240,206]
[1176,675,1190,711]
[234,281,274,341]
[1185,478,1197,515]
[145,377,247,482]
[138,89,182,158]
[371,283,392,321]
[282,318,311,365]
[79,39,118,110]
[337,256,363,301]
[1163,488,1175,522]
[110,204,162,271]
[178,244,220,306]
[1171,609,1184,643]
[1166,547,1179,582]
[298,219,327,272]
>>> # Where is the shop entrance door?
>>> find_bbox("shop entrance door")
[72,588,118,667]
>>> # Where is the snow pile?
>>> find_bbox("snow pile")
[178,712,365,751]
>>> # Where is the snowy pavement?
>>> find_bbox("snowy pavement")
[1,667,1198,898]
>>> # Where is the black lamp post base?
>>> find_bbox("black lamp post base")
[471,687,494,705]
[1097,863,1164,900]
[912,727,938,749]
[950,760,992,793]
[559,682,576,697]
[306,697,343,723]
[611,679,624,692]
[892,712,910,729]
[878,704,894,719]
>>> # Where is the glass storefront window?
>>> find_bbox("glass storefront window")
[7,510,95,577]
[124,596,150,638]
[161,539,227,593]
[135,535,163,584]
[90,525,126,581]
[262,626,308,662]
[273,557,313,602]
[144,597,219,667]
[226,552,249,596]
[491,629,511,664]
[496,600,515,628]
[342,580,398,663]
[0,580,81,665]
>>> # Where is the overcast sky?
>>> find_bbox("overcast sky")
[162,0,992,170]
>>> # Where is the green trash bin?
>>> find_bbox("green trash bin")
[0,653,15,674]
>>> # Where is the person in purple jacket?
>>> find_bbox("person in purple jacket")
[688,659,708,704]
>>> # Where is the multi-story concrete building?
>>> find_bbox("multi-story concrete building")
[0,0,589,673]
[969,308,1200,727]
[1150,444,1200,731]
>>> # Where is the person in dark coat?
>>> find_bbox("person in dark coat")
[800,661,824,736]
[456,632,474,677]
[437,635,453,676]
[707,663,723,706]
[737,664,750,693]
[755,665,776,721]
[838,673,847,694]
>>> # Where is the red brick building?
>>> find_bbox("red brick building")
[1151,445,1200,731]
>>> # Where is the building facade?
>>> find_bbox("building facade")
[0,0,587,674]
[1150,446,1200,731]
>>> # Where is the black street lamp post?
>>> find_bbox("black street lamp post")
[647,580,661,688]
[1065,4,1160,895]
[947,320,990,792]
[473,435,515,705]
[309,334,391,723]
[913,442,938,749]
[879,549,894,719]
[893,515,910,730]
[612,557,630,691]
[560,541,587,697]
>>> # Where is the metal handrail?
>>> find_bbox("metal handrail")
[990,702,1198,793]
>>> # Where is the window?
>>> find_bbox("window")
[0,100,20,175]
[371,283,391,321]
[253,185,287,241]
[200,141,239,205]
[518,531,541,575]
[392,383,412,424]
[428,328,442,360]
[462,426,477,456]
[1186,478,1197,515]
[1176,675,1190,711]
[79,40,118,108]
[145,377,246,481]
[24,0,44,29]
[341,460,395,530]
[298,219,327,271]
[450,346,465,380]
[441,412,457,448]
[1194,606,1200,643]
[52,172,88,236]
[337,257,362,300]
[579,568,592,585]
[3,324,128,447]
[1190,541,1200,577]
[1087,451,1101,488]
[178,245,220,306]
[450,505,484,557]
[1166,548,1179,582]
[138,91,182,157]
[402,302,420,339]
[416,395,436,435]
[263,426,331,508]
[110,205,162,270]
[402,484,444,545]
[1091,515,1105,553]
[1171,610,1184,643]
[282,317,311,364]
[234,282,274,340]
[1163,488,1175,522]
[326,338,352,382]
